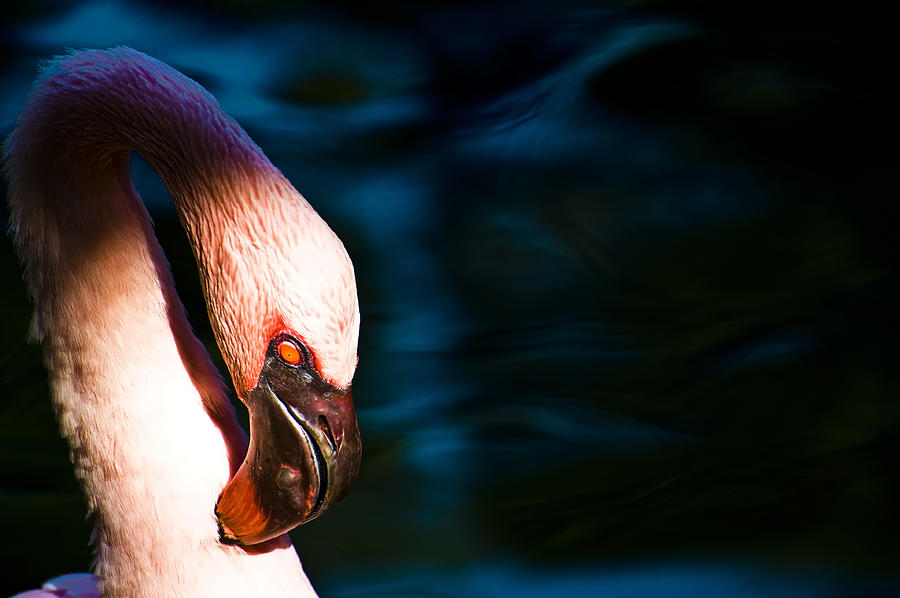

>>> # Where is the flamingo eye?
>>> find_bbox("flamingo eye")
[277,339,304,366]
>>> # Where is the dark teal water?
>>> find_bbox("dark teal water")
[1,1,898,596]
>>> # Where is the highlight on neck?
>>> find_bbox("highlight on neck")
[7,47,358,393]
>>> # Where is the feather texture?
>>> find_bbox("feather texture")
[4,47,358,597]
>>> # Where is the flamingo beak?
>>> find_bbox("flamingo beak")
[215,341,361,546]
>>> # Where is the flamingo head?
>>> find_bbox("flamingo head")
[204,173,362,546]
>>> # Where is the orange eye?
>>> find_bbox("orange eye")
[277,340,303,365]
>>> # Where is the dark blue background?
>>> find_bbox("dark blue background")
[1,1,898,596]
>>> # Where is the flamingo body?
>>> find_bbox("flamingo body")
[5,48,359,597]
[12,574,99,598]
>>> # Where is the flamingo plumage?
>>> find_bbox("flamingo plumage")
[4,47,361,597]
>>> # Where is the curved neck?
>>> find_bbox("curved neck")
[5,48,313,596]
[10,48,305,394]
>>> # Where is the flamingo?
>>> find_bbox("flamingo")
[4,47,362,597]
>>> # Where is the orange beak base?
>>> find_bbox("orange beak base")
[215,337,361,545]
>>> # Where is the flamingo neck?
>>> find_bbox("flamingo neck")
[4,48,316,596]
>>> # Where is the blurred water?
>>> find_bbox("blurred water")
[325,561,895,598]
[1,1,898,596]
